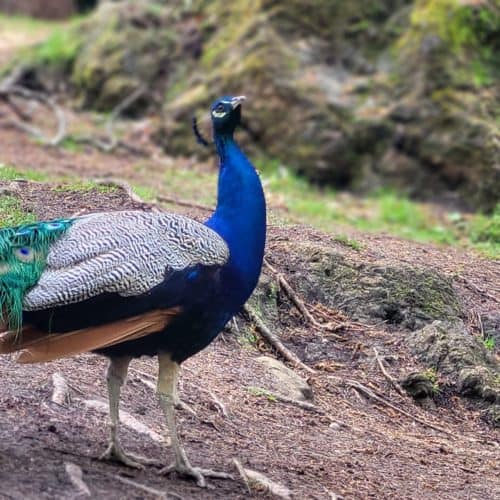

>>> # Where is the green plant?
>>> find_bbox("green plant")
[422,368,440,395]
[483,337,496,351]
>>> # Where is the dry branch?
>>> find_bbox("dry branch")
[330,376,460,439]
[206,389,229,418]
[263,259,367,337]
[156,195,213,212]
[243,304,315,374]
[232,459,292,499]
[51,372,71,406]
[65,462,91,497]
[372,347,406,397]
[81,398,168,444]
[248,386,351,429]
[0,84,66,145]
[113,474,178,499]
[457,275,499,303]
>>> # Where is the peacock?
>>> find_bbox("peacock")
[0,95,266,487]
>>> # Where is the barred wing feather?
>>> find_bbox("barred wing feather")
[23,211,229,311]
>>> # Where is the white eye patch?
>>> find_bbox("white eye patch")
[212,110,227,118]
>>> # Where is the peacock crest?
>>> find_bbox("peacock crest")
[0,218,74,330]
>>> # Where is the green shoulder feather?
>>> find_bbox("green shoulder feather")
[0,218,74,330]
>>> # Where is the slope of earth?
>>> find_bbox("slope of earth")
[0,171,499,498]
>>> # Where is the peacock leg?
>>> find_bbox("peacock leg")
[99,356,160,468]
[157,352,233,487]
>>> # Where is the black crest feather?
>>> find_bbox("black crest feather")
[192,116,209,147]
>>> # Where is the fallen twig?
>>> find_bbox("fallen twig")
[372,347,406,397]
[330,376,460,439]
[248,386,317,411]
[51,372,71,406]
[134,375,197,417]
[65,462,91,497]
[243,304,315,374]
[263,259,367,337]
[232,459,292,499]
[457,275,499,303]
[206,389,229,418]
[233,459,251,493]
[81,398,168,444]
[248,386,351,429]
[104,86,146,151]
[0,85,66,145]
[113,474,181,499]
[156,195,212,212]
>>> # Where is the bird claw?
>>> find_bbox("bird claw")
[99,442,161,469]
[158,462,233,488]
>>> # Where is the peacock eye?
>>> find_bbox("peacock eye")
[14,246,35,263]
[216,104,224,112]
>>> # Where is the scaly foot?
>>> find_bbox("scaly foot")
[99,441,162,469]
[159,462,233,487]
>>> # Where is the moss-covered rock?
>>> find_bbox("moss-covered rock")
[408,320,500,414]
[18,1,196,112]
[11,0,500,209]
[283,241,460,329]
[250,238,461,332]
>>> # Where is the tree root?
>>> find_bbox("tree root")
[372,347,406,397]
[329,376,462,439]
[263,259,368,338]
[65,462,91,497]
[51,372,71,406]
[243,304,316,374]
[113,474,184,499]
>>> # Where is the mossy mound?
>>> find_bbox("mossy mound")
[19,1,195,112]
[12,0,500,209]
[160,0,500,210]
[251,237,461,332]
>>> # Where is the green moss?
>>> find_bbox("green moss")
[398,0,500,88]
[247,386,277,402]
[53,180,118,194]
[0,165,48,182]
[34,25,82,67]
[470,205,500,244]
[0,196,35,227]
[333,234,362,251]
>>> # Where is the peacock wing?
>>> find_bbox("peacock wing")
[23,211,229,311]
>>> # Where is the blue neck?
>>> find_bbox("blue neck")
[205,133,266,303]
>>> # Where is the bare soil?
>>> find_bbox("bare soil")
[0,122,499,499]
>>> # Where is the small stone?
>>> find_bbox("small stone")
[255,356,313,401]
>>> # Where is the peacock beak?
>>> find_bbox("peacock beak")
[231,96,246,109]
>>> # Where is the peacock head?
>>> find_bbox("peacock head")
[210,95,245,135]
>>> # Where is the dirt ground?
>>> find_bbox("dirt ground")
[0,117,499,500]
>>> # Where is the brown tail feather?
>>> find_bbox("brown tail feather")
[0,326,44,353]
[0,308,181,364]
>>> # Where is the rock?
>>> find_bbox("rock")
[458,367,499,404]
[401,371,438,401]
[255,356,313,402]
[407,320,499,407]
